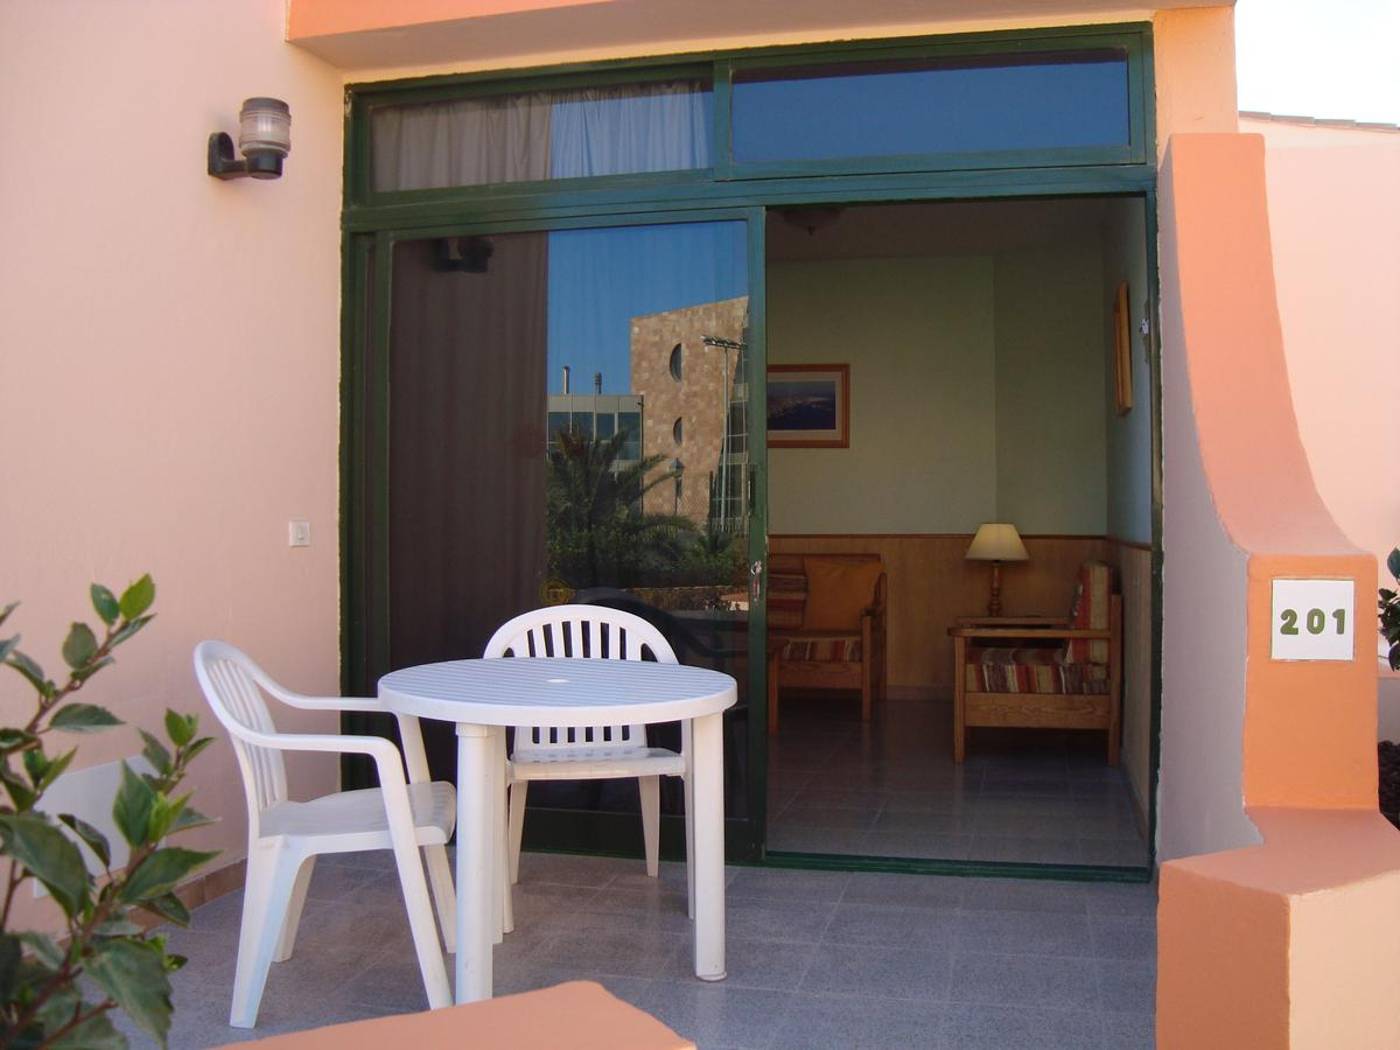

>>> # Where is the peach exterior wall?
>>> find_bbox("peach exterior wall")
[1243,116,1400,740]
[1154,133,1399,1048]
[0,0,345,926]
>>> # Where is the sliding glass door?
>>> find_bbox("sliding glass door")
[345,214,768,860]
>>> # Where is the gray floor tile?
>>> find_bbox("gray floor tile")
[727,896,838,943]
[642,981,794,1049]
[954,909,1094,958]
[841,870,965,911]
[799,942,952,1002]
[962,878,1085,915]
[768,993,949,1050]
[1089,914,1157,961]
[823,902,958,952]
[728,866,850,902]
[941,1003,1106,1049]
[1101,1008,1156,1048]
[947,951,1100,1010]
[661,937,822,992]
[1098,958,1157,1016]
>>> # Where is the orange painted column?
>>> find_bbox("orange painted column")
[1155,134,1400,1049]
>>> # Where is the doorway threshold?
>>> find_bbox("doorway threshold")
[760,849,1153,884]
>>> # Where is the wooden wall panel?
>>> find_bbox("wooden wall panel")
[769,534,1113,692]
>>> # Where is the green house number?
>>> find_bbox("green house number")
[1278,607,1346,636]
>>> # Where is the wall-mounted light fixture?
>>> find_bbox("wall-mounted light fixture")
[208,98,291,180]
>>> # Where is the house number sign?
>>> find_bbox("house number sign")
[1270,578,1355,661]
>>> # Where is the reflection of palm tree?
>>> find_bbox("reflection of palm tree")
[547,430,694,588]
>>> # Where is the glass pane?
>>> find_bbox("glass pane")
[732,50,1129,164]
[371,79,714,192]
[386,219,755,842]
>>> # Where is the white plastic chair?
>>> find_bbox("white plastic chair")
[484,606,694,908]
[193,641,456,1028]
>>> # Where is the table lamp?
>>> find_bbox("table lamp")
[966,523,1029,616]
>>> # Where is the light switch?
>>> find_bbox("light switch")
[289,520,311,547]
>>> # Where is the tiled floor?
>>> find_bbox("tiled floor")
[768,695,1150,867]
[126,850,1157,1049]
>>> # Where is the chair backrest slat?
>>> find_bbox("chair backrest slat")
[193,641,290,835]
[484,605,677,759]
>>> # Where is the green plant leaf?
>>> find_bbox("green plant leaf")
[0,813,89,917]
[24,746,75,792]
[0,633,18,665]
[119,847,216,903]
[1,766,37,810]
[70,654,115,684]
[0,933,20,1004]
[117,576,156,622]
[7,649,53,698]
[168,799,214,834]
[140,892,191,928]
[46,1009,128,1050]
[163,710,195,748]
[91,584,121,627]
[0,727,35,752]
[50,703,123,733]
[61,622,98,670]
[93,917,144,937]
[112,762,155,848]
[87,938,171,1045]
[138,730,172,776]
[19,931,65,968]
[58,812,112,868]
[109,615,153,648]
[1388,547,1400,581]
[182,737,215,763]
[0,602,17,629]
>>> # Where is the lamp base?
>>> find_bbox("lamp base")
[987,561,1003,617]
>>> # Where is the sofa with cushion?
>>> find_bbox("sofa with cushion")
[948,560,1121,763]
[767,553,888,731]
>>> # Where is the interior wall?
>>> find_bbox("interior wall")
[0,0,345,925]
[767,255,997,534]
[994,240,1107,535]
[768,245,1110,535]
[1102,197,1154,545]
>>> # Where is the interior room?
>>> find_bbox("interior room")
[764,196,1155,869]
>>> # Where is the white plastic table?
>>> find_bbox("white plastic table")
[378,657,737,1003]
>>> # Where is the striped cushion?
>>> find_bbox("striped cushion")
[1064,561,1112,665]
[778,636,863,663]
[967,648,1109,694]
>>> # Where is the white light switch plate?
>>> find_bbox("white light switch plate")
[289,520,311,547]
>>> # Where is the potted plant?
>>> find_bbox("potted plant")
[1379,548,1399,830]
[0,576,216,1048]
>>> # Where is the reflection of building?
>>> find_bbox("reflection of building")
[545,392,643,465]
[629,297,749,528]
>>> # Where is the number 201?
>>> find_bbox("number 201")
[1279,608,1346,636]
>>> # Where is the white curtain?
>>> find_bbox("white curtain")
[371,81,710,192]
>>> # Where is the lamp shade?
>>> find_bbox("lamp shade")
[966,523,1029,562]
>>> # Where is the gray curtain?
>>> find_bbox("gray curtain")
[370,81,711,192]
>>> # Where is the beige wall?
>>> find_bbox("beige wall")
[0,0,345,922]
[767,256,997,534]
[994,240,1107,535]
[769,246,1109,536]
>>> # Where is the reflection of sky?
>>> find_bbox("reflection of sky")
[732,54,1129,163]
[547,222,747,395]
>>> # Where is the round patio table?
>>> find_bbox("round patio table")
[378,657,737,1003]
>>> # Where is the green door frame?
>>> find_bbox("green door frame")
[339,21,1161,881]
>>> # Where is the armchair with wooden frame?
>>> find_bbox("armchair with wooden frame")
[767,553,888,733]
[949,561,1122,764]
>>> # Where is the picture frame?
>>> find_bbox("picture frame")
[1113,281,1134,415]
[767,364,850,448]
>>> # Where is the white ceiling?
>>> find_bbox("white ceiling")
[766,197,1120,261]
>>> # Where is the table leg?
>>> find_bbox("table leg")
[690,711,726,981]
[492,726,513,938]
[455,723,494,1002]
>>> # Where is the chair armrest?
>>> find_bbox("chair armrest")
[266,691,386,714]
[954,615,1071,627]
[233,727,407,785]
[947,625,1111,640]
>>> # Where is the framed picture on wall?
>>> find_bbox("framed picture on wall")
[1113,281,1134,415]
[767,364,850,448]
